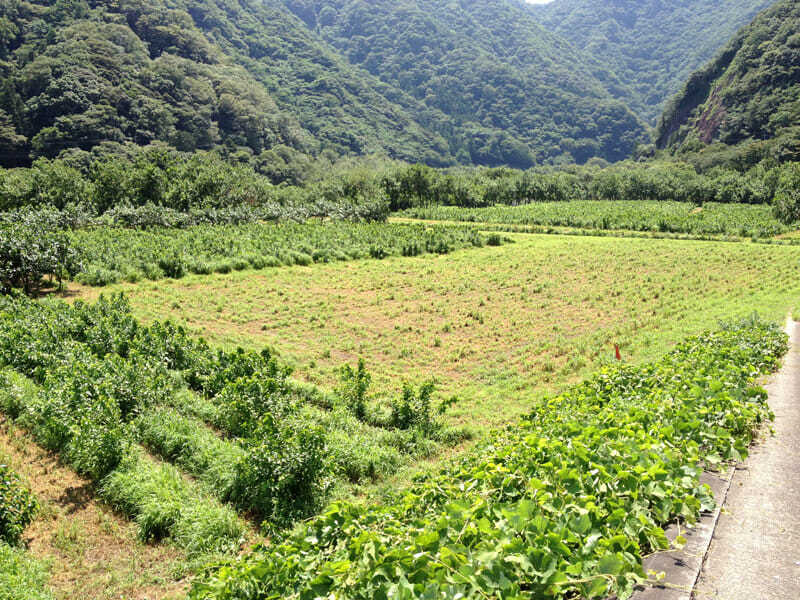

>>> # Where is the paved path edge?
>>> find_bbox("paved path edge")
[628,317,794,600]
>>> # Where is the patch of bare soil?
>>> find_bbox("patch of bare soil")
[0,418,189,600]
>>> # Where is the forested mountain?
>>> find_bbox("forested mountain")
[4,0,783,170]
[0,0,453,167]
[281,0,647,166]
[0,0,652,169]
[655,0,800,163]
[527,0,777,123]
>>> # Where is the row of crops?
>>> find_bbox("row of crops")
[187,317,787,600]
[0,293,463,560]
[0,461,53,599]
[68,222,495,286]
[398,201,790,239]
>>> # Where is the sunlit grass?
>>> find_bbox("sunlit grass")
[72,233,800,431]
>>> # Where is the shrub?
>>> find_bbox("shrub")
[0,464,38,546]
[389,381,457,436]
[231,415,329,528]
[336,359,371,420]
[203,348,283,398]
[772,162,800,224]
[76,266,120,287]
[216,371,294,438]
[0,214,80,294]
[0,369,38,420]
[157,254,186,279]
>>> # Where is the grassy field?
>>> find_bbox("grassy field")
[73,233,800,431]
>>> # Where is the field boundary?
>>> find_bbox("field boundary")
[630,468,734,599]
[389,216,800,245]
[631,316,795,599]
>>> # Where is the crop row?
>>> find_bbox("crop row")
[0,293,462,543]
[0,453,53,599]
[69,222,495,286]
[189,317,787,600]
[398,201,789,239]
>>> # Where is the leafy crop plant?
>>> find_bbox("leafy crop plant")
[189,317,786,600]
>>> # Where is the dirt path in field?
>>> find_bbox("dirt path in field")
[691,319,800,599]
[0,420,189,600]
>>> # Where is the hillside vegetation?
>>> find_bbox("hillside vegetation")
[0,0,452,167]
[1,0,790,168]
[282,0,647,166]
[655,0,800,167]
[529,0,776,123]
[0,0,654,168]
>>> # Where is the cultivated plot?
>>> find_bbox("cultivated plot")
[74,234,800,429]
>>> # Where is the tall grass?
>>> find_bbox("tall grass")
[136,408,245,501]
[0,543,53,600]
[100,451,244,557]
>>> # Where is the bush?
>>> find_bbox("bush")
[76,266,120,287]
[0,464,38,546]
[232,415,329,528]
[336,359,371,420]
[389,381,457,437]
[216,372,295,438]
[157,254,186,279]
[772,163,800,224]
[0,369,38,420]
[0,214,80,294]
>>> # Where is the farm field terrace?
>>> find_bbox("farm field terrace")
[396,201,788,239]
[74,232,800,432]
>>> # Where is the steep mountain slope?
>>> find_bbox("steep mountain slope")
[280,0,648,166]
[528,0,777,123]
[655,0,800,160]
[171,0,453,164]
[0,0,654,168]
[0,0,453,167]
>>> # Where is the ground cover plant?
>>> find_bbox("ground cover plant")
[189,317,787,599]
[396,201,788,239]
[75,234,800,431]
[0,542,53,600]
[69,222,491,286]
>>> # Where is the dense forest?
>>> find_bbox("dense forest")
[528,0,776,123]
[0,0,453,167]
[279,0,647,166]
[655,0,800,168]
[0,0,794,170]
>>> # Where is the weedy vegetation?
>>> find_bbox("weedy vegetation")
[81,234,800,429]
